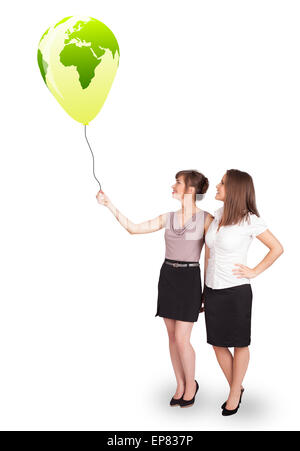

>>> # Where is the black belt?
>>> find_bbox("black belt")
[164,259,199,268]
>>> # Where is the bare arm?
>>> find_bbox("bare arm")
[232,229,284,279]
[200,214,214,311]
[203,214,214,283]
[96,190,167,234]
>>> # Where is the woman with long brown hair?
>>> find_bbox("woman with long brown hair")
[203,169,284,416]
[96,170,213,408]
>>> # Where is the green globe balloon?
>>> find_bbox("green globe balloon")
[37,16,120,125]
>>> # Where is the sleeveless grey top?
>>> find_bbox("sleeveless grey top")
[164,210,208,262]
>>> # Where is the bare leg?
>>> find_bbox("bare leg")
[213,345,244,390]
[225,347,250,409]
[163,318,186,398]
[213,346,234,386]
[175,320,196,400]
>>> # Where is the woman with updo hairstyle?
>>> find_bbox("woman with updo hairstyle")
[96,169,213,408]
[203,169,284,416]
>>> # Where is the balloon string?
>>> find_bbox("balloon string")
[84,125,102,191]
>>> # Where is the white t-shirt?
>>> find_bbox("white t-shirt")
[205,206,268,289]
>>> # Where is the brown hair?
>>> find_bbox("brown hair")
[175,169,209,202]
[221,169,260,226]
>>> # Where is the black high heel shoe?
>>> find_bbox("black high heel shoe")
[221,388,244,410]
[179,380,199,408]
[222,402,240,416]
[170,394,184,406]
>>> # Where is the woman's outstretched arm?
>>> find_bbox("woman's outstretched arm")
[96,190,167,234]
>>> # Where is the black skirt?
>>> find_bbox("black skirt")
[155,258,202,322]
[204,284,253,348]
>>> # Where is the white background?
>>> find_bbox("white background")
[0,0,298,431]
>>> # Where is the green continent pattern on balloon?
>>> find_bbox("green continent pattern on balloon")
[37,49,48,84]
[37,16,120,124]
[60,19,119,90]
[54,16,72,28]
